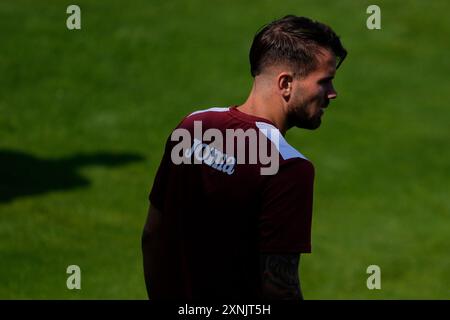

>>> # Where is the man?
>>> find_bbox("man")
[142,15,347,300]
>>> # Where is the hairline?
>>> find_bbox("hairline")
[257,46,336,80]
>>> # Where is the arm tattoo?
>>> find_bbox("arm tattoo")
[260,254,303,300]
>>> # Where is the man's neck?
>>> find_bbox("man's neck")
[236,94,288,136]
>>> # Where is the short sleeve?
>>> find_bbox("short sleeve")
[259,158,315,253]
[148,136,173,211]
[148,114,195,211]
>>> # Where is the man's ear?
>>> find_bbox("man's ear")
[278,73,294,99]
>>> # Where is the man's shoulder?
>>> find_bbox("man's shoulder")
[279,157,315,176]
[188,107,230,117]
[260,157,315,195]
[177,106,231,129]
[255,121,313,170]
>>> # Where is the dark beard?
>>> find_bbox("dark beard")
[287,107,322,130]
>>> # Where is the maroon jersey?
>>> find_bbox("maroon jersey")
[148,106,314,300]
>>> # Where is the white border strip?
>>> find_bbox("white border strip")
[256,121,308,160]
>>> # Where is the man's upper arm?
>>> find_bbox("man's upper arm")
[259,253,303,300]
[142,203,164,299]
[143,204,162,236]
[148,134,175,211]
[257,159,313,300]
[259,159,314,253]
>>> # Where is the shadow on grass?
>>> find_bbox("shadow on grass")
[0,149,144,203]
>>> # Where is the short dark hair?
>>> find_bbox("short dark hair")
[249,15,347,77]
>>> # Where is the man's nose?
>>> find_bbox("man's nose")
[327,86,337,100]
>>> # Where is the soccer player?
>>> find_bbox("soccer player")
[142,15,347,300]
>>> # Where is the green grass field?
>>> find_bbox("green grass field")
[1,0,449,299]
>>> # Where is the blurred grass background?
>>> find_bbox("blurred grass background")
[0,0,449,299]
